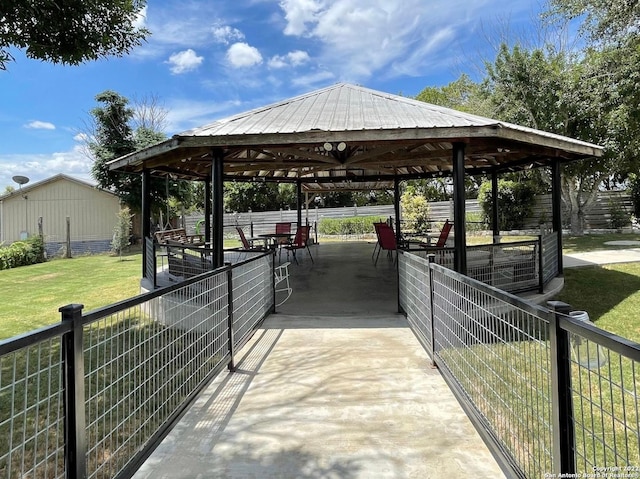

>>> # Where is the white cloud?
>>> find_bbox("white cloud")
[133,5,147,30]
[73,132,90,143]
[166,49,204,74]
[290,69,335,88]
[268,50,310,68]
[134,3,228,57]
[24,121,55,130]
[277,0,532,80]
[165,98,244,133]
[280,0,323,35]
[212,24,245,44]
[0,145,94,189]
[226,43,263,68]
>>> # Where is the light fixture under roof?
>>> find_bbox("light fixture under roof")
[323,142,333,152]
[336,142,347,152]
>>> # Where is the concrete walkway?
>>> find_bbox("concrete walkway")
[134,242,506,479]
[563,248,640,268]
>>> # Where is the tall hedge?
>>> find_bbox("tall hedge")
[0,236,46,270]
[478,180,537,230]
[318,216,386,235]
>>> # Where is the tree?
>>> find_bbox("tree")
[478,180,537,230]
[484,44,617,234]
[400,190,431,233]
[0,0,148,70]
[545,1,640,231]
[87,90,192,221]
[111,206,132,258]
[224,182,282,212]
[547,0,640,44]
[415,74,493,117]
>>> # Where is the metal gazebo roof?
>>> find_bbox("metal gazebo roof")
[108,82,603,189]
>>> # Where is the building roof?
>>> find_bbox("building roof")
[0,174,115,201]
[108,82,603,190]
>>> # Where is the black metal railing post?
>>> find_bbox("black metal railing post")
[547,300,576,476]
[428,254,437,366]
[538,236,544,292]
[60,303,87,479]
[226,269,236,371]
[271,251,277,313]
[396,251,402,314]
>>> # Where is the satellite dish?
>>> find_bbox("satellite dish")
[12,175,30,186]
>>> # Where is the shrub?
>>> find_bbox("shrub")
[0,236,46,270]
[112,207,133,256]
[466,211,489,233]
[401,191,431,233]
[478,180,537,230]
[608,197,631,229]
[318,216,386,236]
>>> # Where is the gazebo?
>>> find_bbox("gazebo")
[108,82,603,281]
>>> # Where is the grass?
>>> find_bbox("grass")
[563,232,640,253]
[0,252,142,340]
[555,262,640,343]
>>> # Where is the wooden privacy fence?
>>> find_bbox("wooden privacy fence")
[180,191,632,235]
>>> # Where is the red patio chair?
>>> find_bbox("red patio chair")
[374,223,397,266]
[284,225,314,264]
[275,222,292,236]
[236,226,267,251]
[275,222,292,259]
[433,219,453,247]
[371,222,386,259]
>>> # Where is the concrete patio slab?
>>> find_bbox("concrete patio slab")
[134,314,505,479]
[134,242,507,478]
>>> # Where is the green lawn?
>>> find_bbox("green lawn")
[563,232,640,253]
[2,232,640,341]
[0,253,142,339]
[555,262,640,343]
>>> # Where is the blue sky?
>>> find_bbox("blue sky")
[0,0,543,190]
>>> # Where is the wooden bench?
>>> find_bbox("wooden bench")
[155,228,204,246]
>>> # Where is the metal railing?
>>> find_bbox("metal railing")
[0,251,274,479]
[405,232,559,294]
[398,250,640,477]
[542,231,560,283]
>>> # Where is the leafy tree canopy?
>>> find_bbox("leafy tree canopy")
[0,0,148,70]
[547,0,640,43]
[88,90,192,219]
[415,74,493,117]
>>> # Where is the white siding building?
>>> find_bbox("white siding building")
[0,174,121,256]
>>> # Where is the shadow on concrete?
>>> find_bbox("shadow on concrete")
[135,241,506,478]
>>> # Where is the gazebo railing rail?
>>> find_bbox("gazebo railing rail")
[398,250,640,478]
[0,251,274,479]
[403,231,559,294]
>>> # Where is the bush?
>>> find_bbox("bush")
[608,197,631,229]
[466,211,489,233]
[400,191,431,233]
[318,216,386,236]
[112,207,133,256]
[0,236,46,270]
[478,180,537,230]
